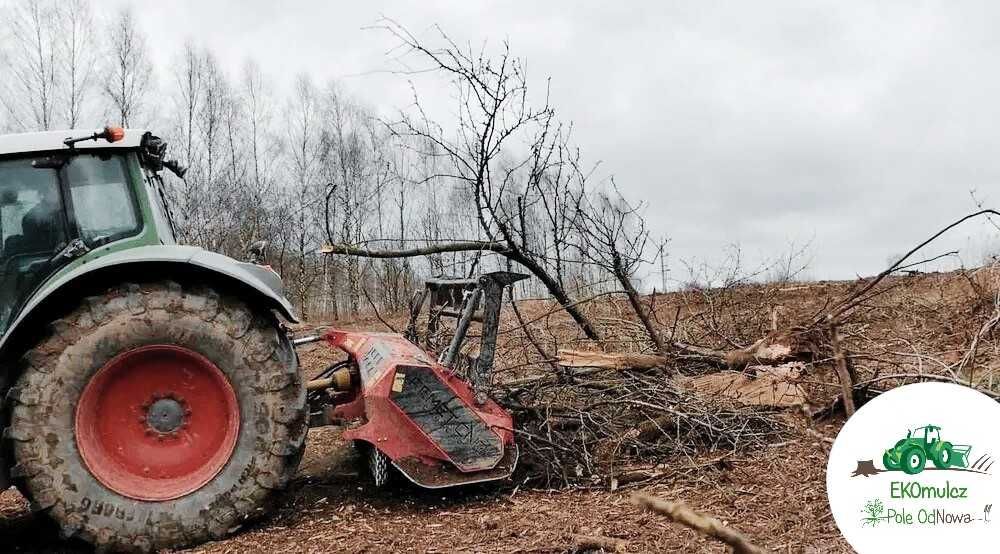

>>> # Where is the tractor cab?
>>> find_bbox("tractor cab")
[0,127,180,333]
[908,425,941,446]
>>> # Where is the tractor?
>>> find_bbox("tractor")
[0,128,517,551]
[882,425,971,475]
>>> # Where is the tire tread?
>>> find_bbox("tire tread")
[4,281,305,552]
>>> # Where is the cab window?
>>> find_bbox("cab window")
[0,158,68,330]
[926,428,940,443]
[64,154,141,246]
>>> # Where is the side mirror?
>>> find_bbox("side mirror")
[139,132,188,178]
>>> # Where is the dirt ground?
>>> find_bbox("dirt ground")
[1,421,850,553]
[1,335,854,553]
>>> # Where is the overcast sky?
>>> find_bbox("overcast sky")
[118,0,1000,283]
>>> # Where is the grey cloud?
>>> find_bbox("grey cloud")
[122,0,1000,282]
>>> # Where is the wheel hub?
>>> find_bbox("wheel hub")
[75,345,240,501]
[145,396,188,434]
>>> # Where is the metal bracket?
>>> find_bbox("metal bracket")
[406,271,528,401]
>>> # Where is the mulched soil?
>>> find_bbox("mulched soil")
[1,420,852,553]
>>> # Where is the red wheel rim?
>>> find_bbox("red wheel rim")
[75,345,240,501]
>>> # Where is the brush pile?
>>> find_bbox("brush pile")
[488,257,1000,487]
[496,367,788,487]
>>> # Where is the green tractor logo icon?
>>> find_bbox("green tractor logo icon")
[882,425,971,474]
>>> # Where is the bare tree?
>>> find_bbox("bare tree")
[103,8,152,126]
[282,74,324,317]
[2,0,59,130]
[573,187,663,351]
[174,43,204,168]
[56,0,95,127]
[237,61,285,256]
[321,20,602,339]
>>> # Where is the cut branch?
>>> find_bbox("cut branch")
[829,319,856,416]
[823,209,1000,323]
[632,494,769,554]
[322,240,601,340]
[320,241,509,258]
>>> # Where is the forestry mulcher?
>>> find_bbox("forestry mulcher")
[0,128,518,551]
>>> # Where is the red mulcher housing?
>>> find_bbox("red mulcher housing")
[322,330,516,487]
[300,272,525,488]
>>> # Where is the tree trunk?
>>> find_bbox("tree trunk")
[613,259,664,351]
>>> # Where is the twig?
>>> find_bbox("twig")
[804,428,835,445]
[567,533,627,553]
[631,494,769,554]
[823,209,1000,323]
[499,290,627,334]
[360,286,398,333]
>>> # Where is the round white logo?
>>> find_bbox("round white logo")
[827,382,1000,551]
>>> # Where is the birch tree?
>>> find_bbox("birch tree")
[103,8,153,127]
[2,0,58,130]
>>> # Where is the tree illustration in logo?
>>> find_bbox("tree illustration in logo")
[861,499,884,526]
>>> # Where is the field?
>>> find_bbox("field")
[0,415,849,553]
[4,268,999,553]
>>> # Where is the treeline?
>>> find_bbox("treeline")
[0,3,664,344]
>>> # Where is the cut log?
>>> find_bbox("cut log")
[721,326,821,369]
[560,326,821,373]
[557,349,668,371]
[679,363,807,407]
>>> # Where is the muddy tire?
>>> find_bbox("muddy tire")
[2,281,306,551]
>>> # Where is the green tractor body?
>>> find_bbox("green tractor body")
[0,128,306,551]
[0,128,295,345]
[882,425,971,475]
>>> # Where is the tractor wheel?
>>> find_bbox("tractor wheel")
[356,441,393,488]
[3,282,306,552]
[882,451,901,471]
[900,446,927,475]
[932,441,955,469]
